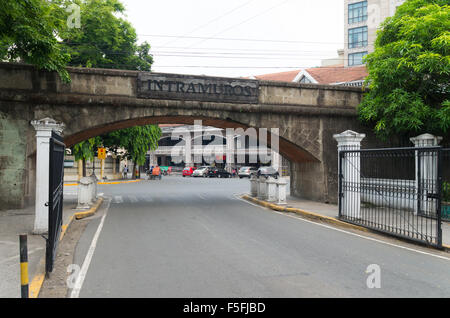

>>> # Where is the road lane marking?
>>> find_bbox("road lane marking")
[114,196,123,203]
[236,195,450,262]
[70,198,111,298]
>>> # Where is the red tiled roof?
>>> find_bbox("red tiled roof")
[252,65,368,85]
[252,69,300,82]
[307,65,367,84]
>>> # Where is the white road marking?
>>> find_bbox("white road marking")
[236,195,450,262]
[198,194,207,200]
[113,196,123,203]
[70,199,111,298]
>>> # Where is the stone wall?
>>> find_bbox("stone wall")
[0,62,367,209]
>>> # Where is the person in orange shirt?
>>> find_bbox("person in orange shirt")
[152,165,161,179]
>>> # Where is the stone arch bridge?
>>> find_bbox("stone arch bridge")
[0,62,375,210]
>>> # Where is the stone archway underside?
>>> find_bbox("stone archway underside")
[64,116,320,164]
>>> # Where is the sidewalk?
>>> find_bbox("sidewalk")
[0,200,77,298]
[247,194,450,249]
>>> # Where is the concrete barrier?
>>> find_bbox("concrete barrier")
[276,178,287,205]
[77,177,94,210]
[250,175,258,197]
[267,177,277,202]
[258,178,268,200]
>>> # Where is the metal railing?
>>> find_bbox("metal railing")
[338,146,443,248]
[45,131,65,274]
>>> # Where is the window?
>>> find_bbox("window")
[348,26,368,49]
[348,51,368,66]
[348,1,367,24]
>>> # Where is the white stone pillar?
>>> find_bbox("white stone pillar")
[333,130,365,219]
[250,174,258,197]
[410,133,442,215]
[258,178,268,200]
[276,178,288,205]
[266,177,277,202]
[31,118,65,234]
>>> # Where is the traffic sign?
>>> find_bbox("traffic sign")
[97,147,106,160]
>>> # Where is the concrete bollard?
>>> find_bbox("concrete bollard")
[77,177,94,209]
[266,177,277,202]
[258,177,268,200]
[250,175,258,197]
[89,174,98,200]
[276,178,288,205]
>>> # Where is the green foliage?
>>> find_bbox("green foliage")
[72,136,102,162]
[0,0,71,82]
[358,0,450,139]
[0,0,153,82]
[102,125,161,166]
[443,181,450,202]
[60,0,153,70]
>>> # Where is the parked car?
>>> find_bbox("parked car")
[238,166,258,178]
[192,166,211,177]
[182,166,196,177]
[207,167,232,178]
[257,166,279,179]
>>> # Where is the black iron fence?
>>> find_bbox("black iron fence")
[338,146,444,248]
[45,131,65,274]
[442,148,450,222]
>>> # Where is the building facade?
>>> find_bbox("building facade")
[344,0,405,67]
[147,125,290,175]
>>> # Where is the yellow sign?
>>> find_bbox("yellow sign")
[97,148,106,160]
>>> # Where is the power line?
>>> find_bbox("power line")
[137,34,344,45]
[160,0,255,47]
[185,0,292,49]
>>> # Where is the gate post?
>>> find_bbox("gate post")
[31,118,65,234]
[333,130,365,219]
[410,133,442,216]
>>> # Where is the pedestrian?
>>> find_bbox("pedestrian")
[123,165,128,179]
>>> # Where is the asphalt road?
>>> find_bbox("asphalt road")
[70,176,450,298]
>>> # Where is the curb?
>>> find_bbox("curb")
[64,179,142,186]
[74,197,104,220]
[242,194,370,233]
[29,196,104,298]
[242,194,450,253]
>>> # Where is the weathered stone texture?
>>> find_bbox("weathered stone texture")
[0,63,369,209]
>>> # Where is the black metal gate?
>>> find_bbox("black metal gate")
[45,131,65,274]
[338,146,443,248]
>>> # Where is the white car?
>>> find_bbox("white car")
[192,166,211,177]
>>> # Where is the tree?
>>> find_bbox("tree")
[101,125,161,179]
[72,136,102,177]
[0,0,71,82]
[358,0,450,140]
[60,0,153,70]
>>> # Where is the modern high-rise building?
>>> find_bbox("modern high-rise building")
[344,0,405,66]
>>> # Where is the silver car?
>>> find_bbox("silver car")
[238,166,258,178]
[192,166,211,177]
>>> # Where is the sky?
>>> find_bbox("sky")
[120,0,345,78]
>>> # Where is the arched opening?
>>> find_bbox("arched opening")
[63,115,320,164]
